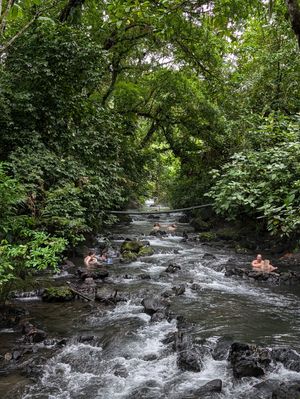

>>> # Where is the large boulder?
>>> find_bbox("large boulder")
[120,239,154,262]
[228,342,271,378]
[182,379,223,398]
[175,332,204,372]
[141,297,165,316]
[251,380,300,399]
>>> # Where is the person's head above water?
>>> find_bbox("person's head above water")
[256,254,262,261]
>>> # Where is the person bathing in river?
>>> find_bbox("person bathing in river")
[153,223,161,231]
[251,254,277,272]
[84,251,100,267]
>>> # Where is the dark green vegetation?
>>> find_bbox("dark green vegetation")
[0,0,300,298]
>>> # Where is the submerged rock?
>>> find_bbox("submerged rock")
[182,379,223,399]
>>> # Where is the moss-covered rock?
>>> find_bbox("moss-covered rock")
[138,246,155,256]
[121,240,144,254]
[198,232,217,242]
[216,227,239,241]
[42,287,74,302]
[121,251,138,262]
[190,217,210,232]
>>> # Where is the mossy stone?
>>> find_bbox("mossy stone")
[42,287,74,302]
[198,232,217,242]
[121,240,144,254]
[121,251,138,262]
[138,246,155,256]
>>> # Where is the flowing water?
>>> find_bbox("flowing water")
[2,212,300,398]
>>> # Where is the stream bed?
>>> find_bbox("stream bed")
[1,212,300,398]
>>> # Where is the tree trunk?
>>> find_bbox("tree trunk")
[285,0,300,48]
[59,0,86,23]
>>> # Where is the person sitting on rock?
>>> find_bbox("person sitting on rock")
[84,251,100,267]
[167,223,177,233]
[251,254,263,269]
[153,222,161,231]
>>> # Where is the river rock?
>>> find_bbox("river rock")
[225,264,300,286]
[182,379,223,399]
[42,287,75,302]
[25,327,47,343]
[228,342,271,378]
[172,284,185,296]
[212,337,234,361]
[141,297,165,316]
[0,306,28,328]
[175,332,204,372]
[272,348,300,372]
[165,263,181,273]
[250,380,300,399]
[77,268,109,280]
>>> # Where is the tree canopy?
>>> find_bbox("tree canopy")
[0,0,300,295]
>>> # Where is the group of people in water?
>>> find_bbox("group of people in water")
[84,249,115,268]
[153,222,177,233]
[251,254,278,273]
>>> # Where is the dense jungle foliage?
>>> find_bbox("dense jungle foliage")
[0,0,300,297]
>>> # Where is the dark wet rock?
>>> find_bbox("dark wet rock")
[112,363,128,378]
[178,214,190,223]
[143,354,158,361]
[250,380,300,399]
[0,306,28,328]
[141,297,165,316]
[190,217,210,232]
[96,288,127,305]
[165,263,181,273]
[212,337,234,361]
[62,259,75,269]
[12,350,22,361]
[202,253,217,261]
[138,273,151,280]
[190,283,201,291]
[21,357,46,380]
[172,284,185,296]
[228,342,271,378]
[42,286,75,302]
[161,290,174,298]
[78,335,96,343]
[151,311,167,322]
[182,379,223,399]
[150,230,167,237]
[25,327,47,343]
[225,264,300,285]
[77,268,109,280]
[175,332,204,372]
[272,348,300,372]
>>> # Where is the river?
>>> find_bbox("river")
[2,211,300,398]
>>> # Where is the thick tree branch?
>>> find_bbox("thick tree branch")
[285,0,300,48]
[0,12,39,54]
[0,0,14,34]
[59,0,86,23]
